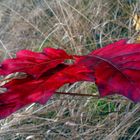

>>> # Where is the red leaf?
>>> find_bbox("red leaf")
[1,39,140,119]
[88,39,140,102]
[0,48,72,78]
[0,63,94,119]
[0,64,68,119]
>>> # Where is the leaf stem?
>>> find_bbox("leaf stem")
[55,91,99,97]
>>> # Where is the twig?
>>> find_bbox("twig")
[55,91,99,97]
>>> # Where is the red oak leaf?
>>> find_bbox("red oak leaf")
[0,64,66,119]
[0,62,94,119]
[1,39,140,119]
[0,48,72,78]
[87,39,140,102]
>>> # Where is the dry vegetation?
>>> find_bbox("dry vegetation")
[0,0,140,139]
